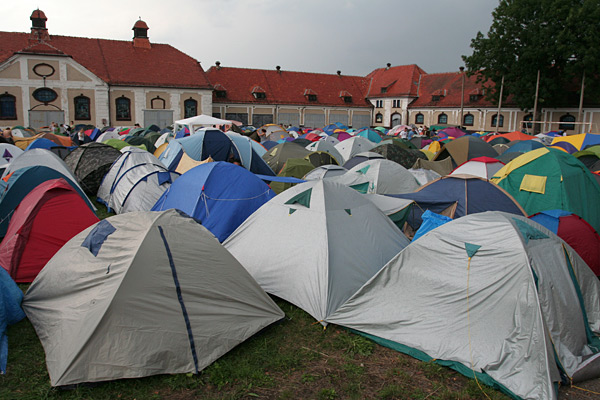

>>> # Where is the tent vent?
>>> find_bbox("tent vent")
[285,188,312,208]
[81,220,116,257]
[345,209,352,216]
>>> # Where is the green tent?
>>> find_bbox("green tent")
[491,147,600,232]
[270,158,314,194]
[103,138,147,152]
[262,142,311,174]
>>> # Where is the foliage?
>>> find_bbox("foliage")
[462,0,600,111]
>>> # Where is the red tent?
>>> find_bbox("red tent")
[0,178,99,283]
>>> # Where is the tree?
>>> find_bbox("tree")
[463,0,600,114]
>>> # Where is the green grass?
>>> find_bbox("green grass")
[1,297,515,400]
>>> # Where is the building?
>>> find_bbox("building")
[0,10,212,129]
[206,64,372,128]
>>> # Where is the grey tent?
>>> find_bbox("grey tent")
[2,148,79,184]
[224,180,410,323]
[22,209,284,387]
[334,136,376,162]
[327,212,600,400]
[63,142,122,196]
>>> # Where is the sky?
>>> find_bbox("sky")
[6,0,499,77]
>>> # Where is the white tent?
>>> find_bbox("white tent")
[327,212,600,400]
[174,114,235,135]
[22,210,284,387]
[334,136,376,161]
[224,180,410,323]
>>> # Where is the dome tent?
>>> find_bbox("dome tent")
[22,210,284,387]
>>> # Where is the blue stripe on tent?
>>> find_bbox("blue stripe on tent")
[158,226,199,373]
[81,220,116,256]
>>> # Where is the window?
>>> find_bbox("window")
[343,96,352,103]
[559,114,575,131]
[307,94,317,102]
[470,94,481,102]
[151,96,165,110]
[253,92,266,99]
[74,95,90,120]
[523,114,533,129]
[438,113,448,124]
[375,100,383,108]
[32,88,58,103]
[393,100,401,108]
[213,113,221,118]
[0,93,17,120]
[115,96,131,121]
[184,98,197,119]
[381,87,387,94]
[491,114,504,127]
[432,95,440,102]
[463,114,474,126]
[375,113,383,123]
[215,90,227,98]
[415,113,424,124]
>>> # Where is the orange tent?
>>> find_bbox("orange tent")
[484,131,535,143]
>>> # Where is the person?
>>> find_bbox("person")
[257,128,267,142]
[1,128,14,144]
[50,122,60,134]
[400,127,409,139]
[134,123,141,128]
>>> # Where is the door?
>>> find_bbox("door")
[391,113,402,127]
[29,110,65,129]
[144,110,173,129]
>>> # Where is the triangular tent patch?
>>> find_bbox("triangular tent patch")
[357,165,371,175]
[289,208,297,215]
[3,149,12,161]
[513,218,549,244]
[464,243,481,258]
[285,188,312,208]
[349,182,369,194]
[345,209,352,216]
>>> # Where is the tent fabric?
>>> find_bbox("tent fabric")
[270,158,315,194]
[262,142,311,174]
[0,166,95,238]
[334,136,376,162]
[63,142,123,196]
[103,138,145,152]
[0,144,23,173]
[1,149,80,186]
[0,179,99,283]
[484,131,535,143]
[412,210,452,241]
[97,149,178,214]
[224,180,410,323]
[450,156,505,179]
[433,136,498,168]
[551,133,600,152]
[342,152,385,169]
[0,267,25,374]
[411,157,453,176]
[303,165,348,181]
[505,140,546,154]
[305,140,344,165]
[152,162,275,242]
[530,210,600,275]
[491,148,600,233]
[13,133,72,150]
[22,209,284,387]
[24,138,58,151]
[326,212,600,400]
[370,143,428,169]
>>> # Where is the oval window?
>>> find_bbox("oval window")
[33,88,58,103]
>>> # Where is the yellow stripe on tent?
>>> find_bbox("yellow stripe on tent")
[519,174,547,194]
[491,147,550,184]
[551,134,585,151]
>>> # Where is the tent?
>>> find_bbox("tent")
[550,141,579,154]
[0,166,95,238]
[355,128,383,144]
[411,157,453,176]
[370,143,428,169]
[326,212,600,400]
[96,129,122,143]
[24,138,59,151]
[256,124,291,142]
[63,142,123,196]
[530,209,600,276]
[433,136,498,168]
[270,158,315,194]
[224,180,410,323]
[262,142,311,174]
[491,148,600,232]
[0,179,99,283]
[504,140,546,154]
[551,133,600,152]
[342,152,385,169]
[305,151,339,168]
[13,133,72,150]
[330,159,420,195]
[0,144,23,174]
[173,114,235,134]
[152,162,275,242]
[334,136,376,162]
[124,135,156,154]
[450,156,505,179]
[303,165,348,180]
[0,267,25,374]
[408,168,441,186]
[22,209,284,386]
[97,149,179,214]
[574,145,600,171]
[1,148,79,186]
[305,140,344,165]
[392,174,526,236]
[483,131,535,143]
[103,138,144,152]
[437,126,469,138]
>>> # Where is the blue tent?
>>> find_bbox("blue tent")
[390,175,526,232]
[505,140,546,154]
[355,129,383,144]
[25,138,59,151]
[0,165,95,237]
[152,162,275,242]
[0,268,25,374]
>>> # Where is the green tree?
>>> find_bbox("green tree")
[463,0,599,113]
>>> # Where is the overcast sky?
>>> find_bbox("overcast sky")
[6,0,499,76]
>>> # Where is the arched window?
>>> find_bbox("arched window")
[115,96,131,121]
[74,95,90,120]
[375,113,383,123]
[438,113,447,124]
[491,114,504,128]
[463,113,474,126]
[151,96,165,110]
[391,113,402,126]
[559,114,575,131]
[184,98,197,119]
[415,113,424,124]
[0,93,17,120]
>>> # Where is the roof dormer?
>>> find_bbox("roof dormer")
[214,84,227,99]
[132,19,151,49]
[30,9,49,42]
[304,88,317,102]
[251,86,266,100]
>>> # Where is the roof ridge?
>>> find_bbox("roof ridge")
[209,65,366,78]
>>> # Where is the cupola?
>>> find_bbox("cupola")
[30,9,50,42]
[132,19,151,49]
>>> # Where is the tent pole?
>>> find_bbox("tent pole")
[495,75,504,134]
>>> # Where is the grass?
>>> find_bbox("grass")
[2,295,515,400]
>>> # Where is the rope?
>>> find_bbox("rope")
[571,385,600,395]
[200,189,273,202]
[466,256,492,400]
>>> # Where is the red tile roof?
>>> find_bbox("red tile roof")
[206,66,371,108]
[365,64,426,98]
[30,10,47,20]
[133,20,149,30]
[0,31,211,89]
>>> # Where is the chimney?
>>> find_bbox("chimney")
[276,65,281,73]
[337,70,341,76]
[386,63,391,69]
[132,19,151,49]
[30,9,50,42]
[215,61,221,70]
